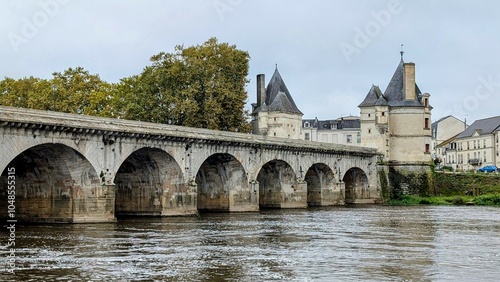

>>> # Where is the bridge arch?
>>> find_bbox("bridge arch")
[196,153,252,212]
[305,163,340,206]
[114,147,195,216]
[257,159,300,209]
[342,167,369,204]
[0,143,113,222]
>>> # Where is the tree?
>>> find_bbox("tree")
[51,67,117,117]
[133,37,252,132]
[1,38,252,132]
[0,67,117,117]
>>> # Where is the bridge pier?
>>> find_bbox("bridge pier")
[280,179,308,209]
[72,184,116,223]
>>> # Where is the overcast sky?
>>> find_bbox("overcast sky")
[2,0,500,124]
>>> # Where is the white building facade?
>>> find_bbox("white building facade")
[301,116,361,146]
[438,116,500,171]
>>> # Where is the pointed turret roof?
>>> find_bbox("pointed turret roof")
[383,58,423,107]
[358,85,384,107]
[265,68,303,115]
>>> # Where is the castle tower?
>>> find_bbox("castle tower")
[252,68,303,139]
[359,56,432,164]
[359,55,433,196]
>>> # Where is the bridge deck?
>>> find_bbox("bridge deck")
[0,105,378,156]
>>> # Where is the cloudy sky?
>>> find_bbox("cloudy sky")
[2,0,499,124]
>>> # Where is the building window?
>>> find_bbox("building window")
[368,129,371,134]
[467,142,470,150]
[484,151,487,162]
[424,98,428,107]
[474,140,476,149]
[425,144,430,154]
[304,122,309,128]
[305,133,310,140]
[357,132,361,143]
[347,135,352,143]
[381,112,385,116]
[368,113,371,117]
[424,118,430,129]
[484,139,487,148]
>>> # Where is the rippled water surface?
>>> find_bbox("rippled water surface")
[1,206,500,281]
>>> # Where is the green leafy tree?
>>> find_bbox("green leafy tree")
[129,37,252,132]
[51,67,116,116]
[1,38,252,132]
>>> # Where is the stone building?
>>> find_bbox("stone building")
[439,116,500,171]
[431,115,467,164]
[358,55,433,195]
[301,116,362,146]
[359,55,432,164]
[251,68,303,139]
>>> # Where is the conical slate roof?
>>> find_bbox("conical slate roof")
[265,68,303,115]
[358,85,384,107]
[383,58,423,107]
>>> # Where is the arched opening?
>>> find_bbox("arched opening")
[257,160,297,209]
[195,153,249,212]
[114,148,191,216]
[305,163,338,206]
[0,144,111,223]
[342,167,369,204]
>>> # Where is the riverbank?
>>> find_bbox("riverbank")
[388,172,500,206]
[387,194,500,206]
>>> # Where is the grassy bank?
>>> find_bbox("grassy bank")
[387,172,500,206]
[387,194,500,206]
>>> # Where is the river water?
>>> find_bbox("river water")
[1,206,499,281]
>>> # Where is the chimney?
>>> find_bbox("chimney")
[256,74,266,107]
[403,62,416,100]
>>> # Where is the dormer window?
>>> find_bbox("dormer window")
[304,122,310,128]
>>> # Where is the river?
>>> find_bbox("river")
[1,206,499,281]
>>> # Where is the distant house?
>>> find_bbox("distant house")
[431,115,467,163]
[301,116,361,146]
[441,116,500,171]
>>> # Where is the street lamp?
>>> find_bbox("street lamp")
[52,84,57,111]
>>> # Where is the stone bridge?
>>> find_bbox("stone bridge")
[0,106,382,223]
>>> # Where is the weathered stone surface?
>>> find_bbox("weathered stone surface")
[0,106,382,223]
